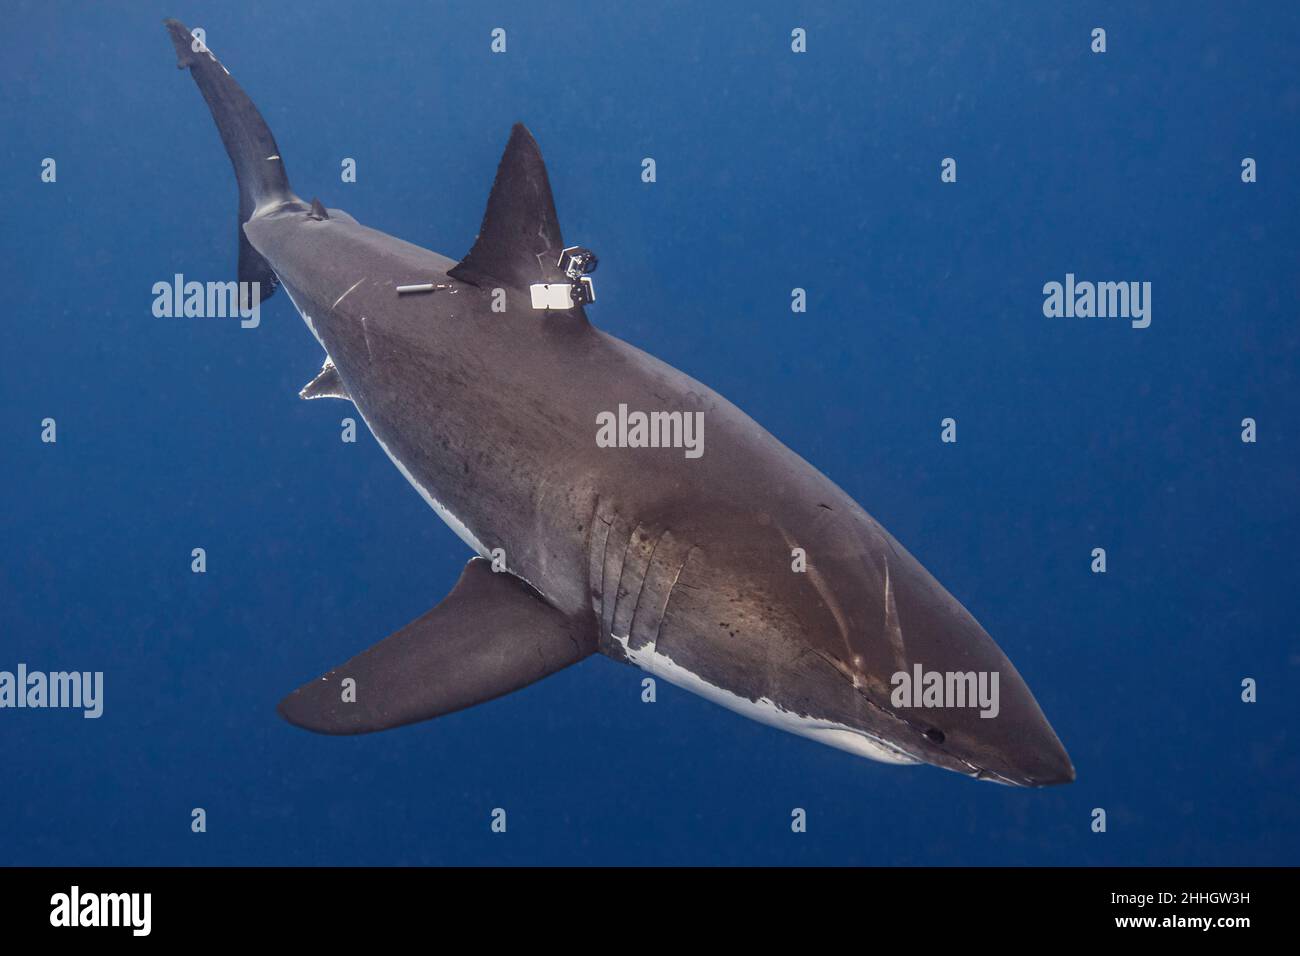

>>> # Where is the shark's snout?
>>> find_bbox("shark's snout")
[1004,730,1076,787]
[915,687,1076,787]
[870,558,1076,787]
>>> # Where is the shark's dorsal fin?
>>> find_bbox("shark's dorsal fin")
[308,197,329,221]
[299,357,349,401]
[448,124,571,293]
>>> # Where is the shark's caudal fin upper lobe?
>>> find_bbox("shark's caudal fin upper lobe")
[164,18,295,301]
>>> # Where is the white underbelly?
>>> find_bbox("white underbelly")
[611,634,920,766]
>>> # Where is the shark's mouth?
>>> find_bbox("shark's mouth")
[609,633,922,767]
[612,632,1037,785]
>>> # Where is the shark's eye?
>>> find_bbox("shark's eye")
[925,728,945,744]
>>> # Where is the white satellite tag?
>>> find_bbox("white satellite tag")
[530,283,575,310]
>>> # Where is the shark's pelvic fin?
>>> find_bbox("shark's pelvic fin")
[299,358,349,401]
[308,198,330,221]
[448,124,575,297]
[277,558,595,734]
[165,18,297,301]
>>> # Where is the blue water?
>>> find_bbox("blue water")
[2,2,1297,866]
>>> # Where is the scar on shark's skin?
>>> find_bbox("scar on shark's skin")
[777,526,855,662]
[882,555,907,673]
[333,278,365,308]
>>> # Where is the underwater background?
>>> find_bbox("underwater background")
[1,1,1297,865]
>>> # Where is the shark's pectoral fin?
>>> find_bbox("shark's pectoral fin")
[299,357,349,401]
[277,558,595,734]
[448,124,578,306]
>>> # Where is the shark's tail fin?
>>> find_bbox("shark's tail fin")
[165,18,297,300]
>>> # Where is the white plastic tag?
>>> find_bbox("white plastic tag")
[530,283,574,310]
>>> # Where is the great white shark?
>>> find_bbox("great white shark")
[165,20,1074,786]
